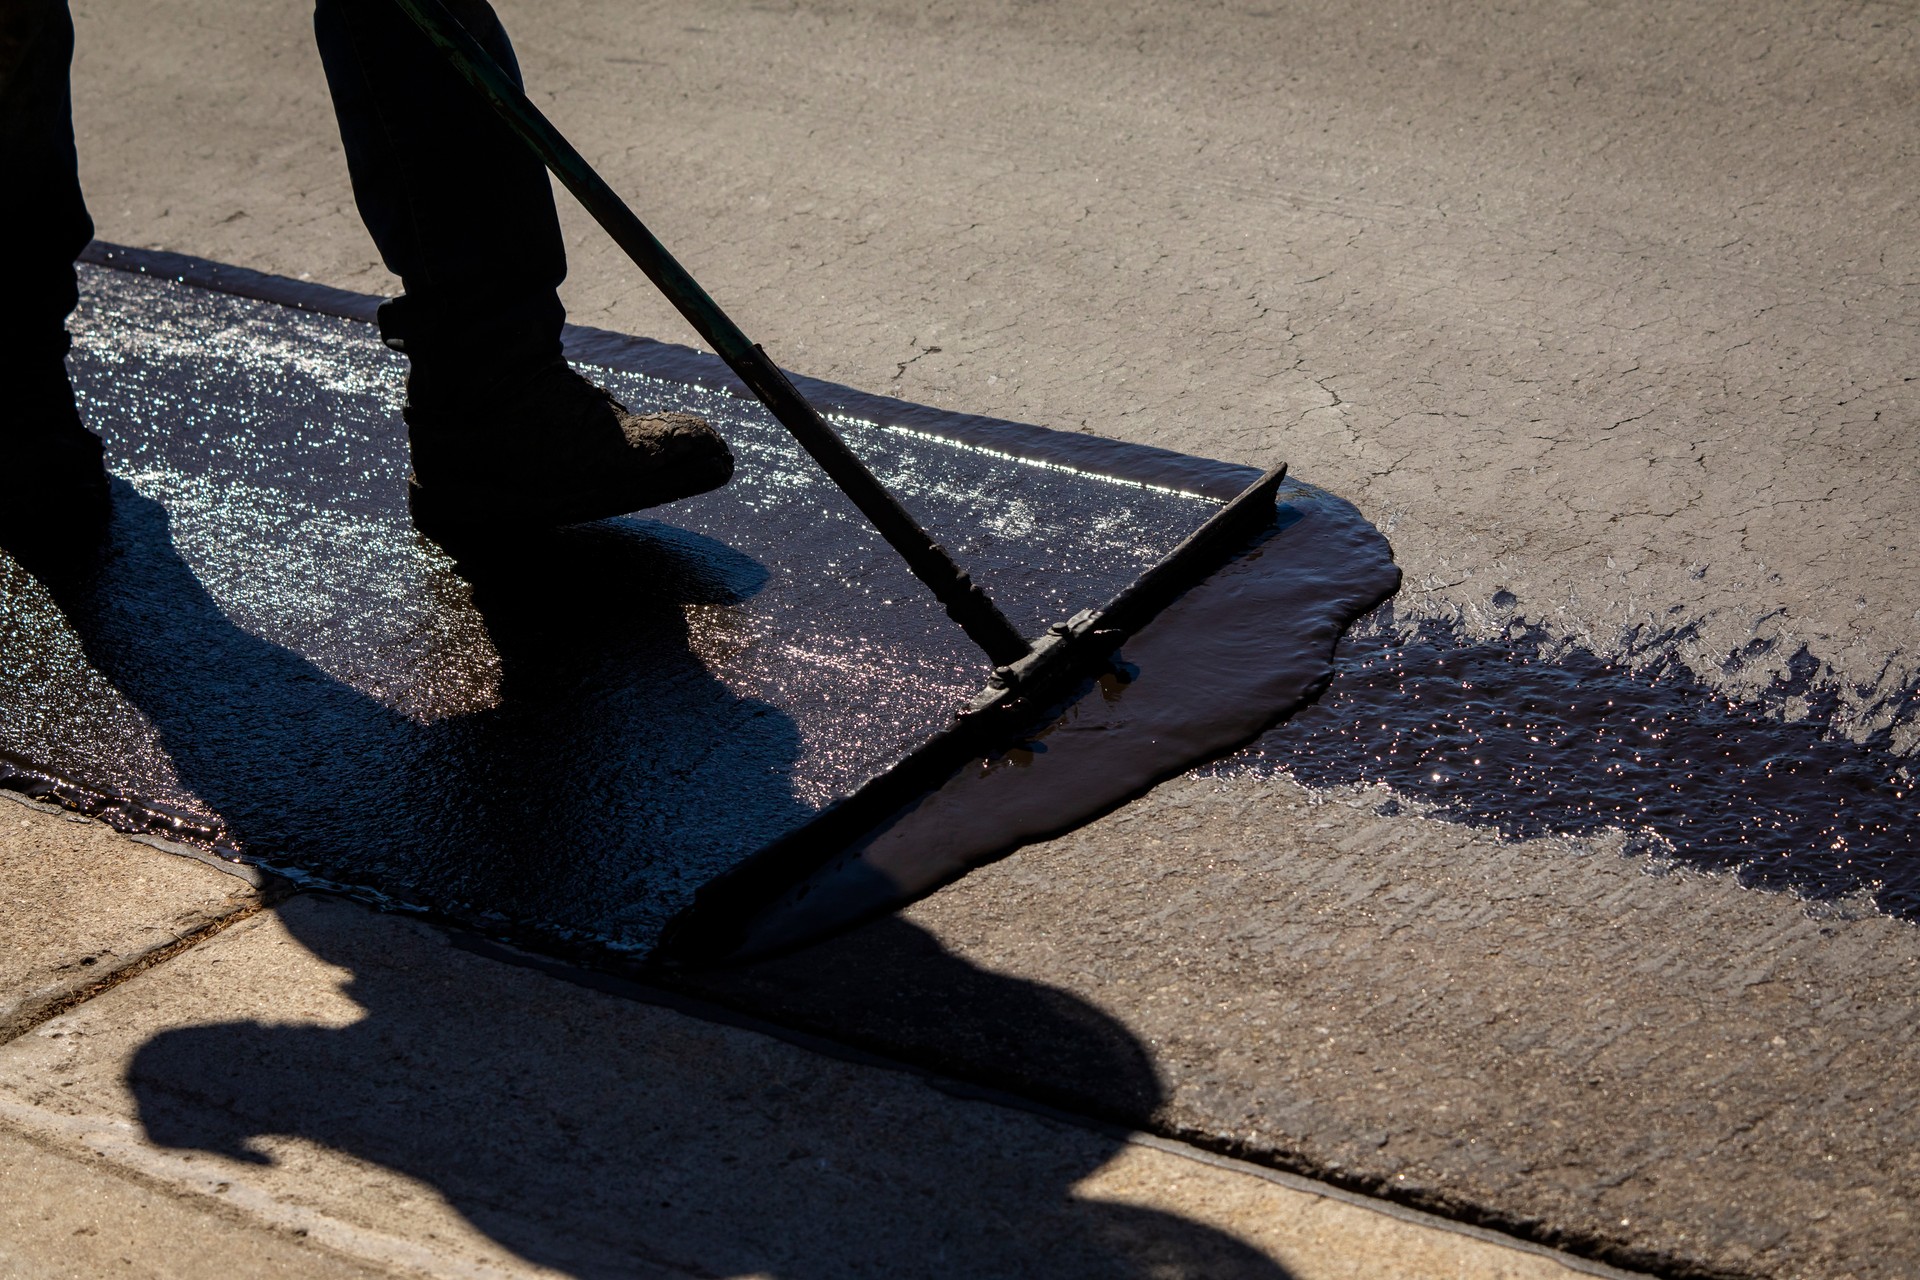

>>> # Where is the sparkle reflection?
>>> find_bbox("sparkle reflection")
[1215,609,1920,916]
[1,263,1224,951]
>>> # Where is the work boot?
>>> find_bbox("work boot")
[0,370,112,571]
[405,357,733,542]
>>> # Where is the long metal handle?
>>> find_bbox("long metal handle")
[385,0,1032,666]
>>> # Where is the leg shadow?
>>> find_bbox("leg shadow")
[126,902,1295,1279]
[23,478,811,942]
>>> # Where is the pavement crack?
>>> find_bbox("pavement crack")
[0,894,285,1048]
[892,338,943,381]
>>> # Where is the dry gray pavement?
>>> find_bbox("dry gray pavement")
[10,0,1915,1277]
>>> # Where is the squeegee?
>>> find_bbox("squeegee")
[389,0,1285,956]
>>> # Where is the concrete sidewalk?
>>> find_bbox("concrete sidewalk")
[1,796,1612,1280]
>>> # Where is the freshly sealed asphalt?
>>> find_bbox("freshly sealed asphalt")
[2,262,1225,951]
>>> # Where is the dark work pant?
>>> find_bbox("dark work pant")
[0,0,91,396]
[314,0,567,393]
[1,0,568,428]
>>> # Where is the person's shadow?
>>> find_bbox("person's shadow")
[125,905,1296,1278]
[18,483,1295,1277]
[28,480,812,942]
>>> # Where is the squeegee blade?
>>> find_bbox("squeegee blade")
[654,462,1287,966]
[981,462,1286,708]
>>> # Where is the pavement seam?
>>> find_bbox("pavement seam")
[0,1097,676,1280]
[1120,1132,1655,1280]
[0,900,274,1048]
[126,830,285,889]
[440,920,1659,1280]
[1137,1117,1750,1280]
[0,791,287,1049]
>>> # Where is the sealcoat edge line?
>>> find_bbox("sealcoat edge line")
[77,241,1263,503]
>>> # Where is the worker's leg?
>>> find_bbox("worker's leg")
[312,0,732,538]
[0,0,110,547]
[312,0,566,402]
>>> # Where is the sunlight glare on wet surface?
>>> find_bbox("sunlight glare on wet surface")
[1215,610,1920,915]
[0,265,1214,948]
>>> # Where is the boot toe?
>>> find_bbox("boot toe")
[406,378,735,543]
[618,411,735,495]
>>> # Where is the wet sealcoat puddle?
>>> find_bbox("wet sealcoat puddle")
[1,259,1231,950]
[20,253,1901,954]
[4,252,1412,958]
[1213,609,1920,918]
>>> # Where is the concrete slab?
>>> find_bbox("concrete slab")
[0,892,1610,1280]
[0,1121,390,1280]
[0,792,260,1042]
[690,773,1920,1278]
